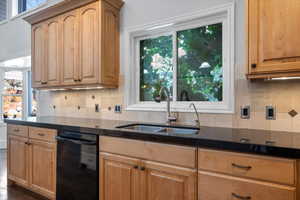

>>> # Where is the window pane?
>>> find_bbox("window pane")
[177,23,223,102]
[3,71,23,95]
[3,96,22,119]
[0,0,7,21]
[140,35,173,101]
[26,0,46,10]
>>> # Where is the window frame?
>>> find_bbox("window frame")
[0,0,8,24]
[0,67,31,120]
[124,3,235,113]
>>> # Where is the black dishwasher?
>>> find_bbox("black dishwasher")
[56,131,98,200]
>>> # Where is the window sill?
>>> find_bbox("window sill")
[126,102,234,114]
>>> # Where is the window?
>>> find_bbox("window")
[126,3,234,113]
[0,56,34,120]
[17,0,46,14]
[2,70,24,119]
[0,0,7,21]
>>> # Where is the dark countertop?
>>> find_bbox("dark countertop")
[5,116,300,159]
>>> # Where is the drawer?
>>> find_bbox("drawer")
[198,171,296,200]
[198,149,296,185]
[7,124,28,138]
[100,136,196,169]
[29,127,57,142]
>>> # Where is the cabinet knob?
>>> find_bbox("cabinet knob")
[140,167,146,171]
[133,165,139,169]
[41,81,47,84]
[251,63,257,68]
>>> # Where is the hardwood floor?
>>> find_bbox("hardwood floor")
[0,150,45,200]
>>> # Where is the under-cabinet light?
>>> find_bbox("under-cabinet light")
[266,77,300,81]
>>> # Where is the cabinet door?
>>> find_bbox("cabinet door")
[248,0,300,74]
[78,2,99,85]
[100,152,140,200]
[28,139,56,199]
[45,17,61,86]
[198,171,296,200]
[141,160,197,200]
[61,10,79,85]
[7,135,29,187]
[32,22,47,88]
[100,2,120,86]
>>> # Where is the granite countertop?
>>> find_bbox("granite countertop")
[5,116,300,158]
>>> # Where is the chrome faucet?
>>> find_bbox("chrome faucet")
[189,103,200,129]
[154,87,177,125]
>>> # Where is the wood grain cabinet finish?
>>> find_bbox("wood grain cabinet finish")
[32,22,47,88]
[7,126,57,200]
[198,171,296,200]
[24,0,124,89]
[198,148,296,186]
[100,137,197,200]
[100,152,140,200]
[7,135,29,187]
[28,139,56,199]
[247,0,300,79]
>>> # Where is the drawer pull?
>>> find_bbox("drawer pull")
[14,129,20,132]
[232,193,251,200]
[38,133,45,137]
[232,163,252,170]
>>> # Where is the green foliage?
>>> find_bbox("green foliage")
[139,23,223,102]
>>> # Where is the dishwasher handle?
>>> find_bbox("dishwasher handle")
[55,136,97,146]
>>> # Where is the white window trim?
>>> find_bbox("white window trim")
[0,67,30,121]
[10,0,48,21]
[124,2,235,114]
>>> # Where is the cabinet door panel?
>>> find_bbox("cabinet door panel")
[29,140,56,199]
[46,17,61,86]
[101,2,120,86]
[100,152,140,200]
[32,23,46,88]
[61,10,79,85]
[7,135,28,187]
[141,161,196,200]
[79,2,99,84]
[198,171,296,200]
[249,0,300,74]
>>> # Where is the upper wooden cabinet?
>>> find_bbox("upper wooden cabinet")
[247,0,300,79]
[24,0,124,89]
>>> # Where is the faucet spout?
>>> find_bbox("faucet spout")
[189,103,200,129]
[155,87,177,124]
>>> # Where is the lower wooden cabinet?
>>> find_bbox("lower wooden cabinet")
[29,139,56,199]
[141,160,196,200]
[198,171,296,200]
[100,153,140,200]
[7,135,29,187]
[100,152,197,200]
[7,125,57,200]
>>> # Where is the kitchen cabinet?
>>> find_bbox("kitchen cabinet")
[99,136,197,200]
[24,0,124,89]
[247,0,300,79]
[7,135,29,187]
[7,125,57,200]
[28,139,56,199]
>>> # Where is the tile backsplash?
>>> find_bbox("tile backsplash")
[37,74,300,133]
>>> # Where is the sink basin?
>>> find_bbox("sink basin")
[117,124,199,135]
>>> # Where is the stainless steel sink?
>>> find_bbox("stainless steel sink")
[117,124,199,135]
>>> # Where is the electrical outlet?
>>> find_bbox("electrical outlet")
[95,104,100,112]
[266,106,276,120]
[114,105,122,113]
[240,106,250,119]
